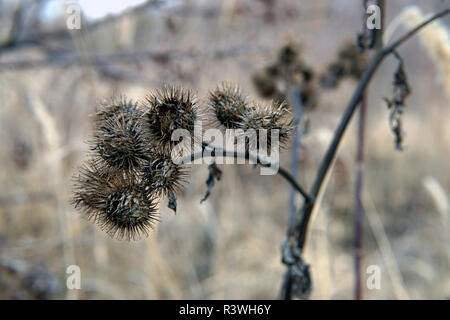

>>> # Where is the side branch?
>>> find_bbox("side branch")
[181,143,312,202]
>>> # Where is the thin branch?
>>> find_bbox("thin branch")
[353,0,385,301]
[354,90,367,300]
[278,167,311,204]
[0,45,270,71]
[0,0,161,54]
[385,8,449,52]
[182,142,312,202]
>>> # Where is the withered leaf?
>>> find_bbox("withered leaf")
[200,162,222,203]
[168,193,177,213]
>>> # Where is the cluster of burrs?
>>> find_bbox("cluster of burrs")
[252,41,317,111]
[320,41,368,89]
[72,84,294,240]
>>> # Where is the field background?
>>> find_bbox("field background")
[0,0,449,299]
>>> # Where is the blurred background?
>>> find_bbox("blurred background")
[0,0,449,299]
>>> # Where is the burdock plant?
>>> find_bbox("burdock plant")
[207,82,249,130]
[239,100,293,150]
[72,84,294,240]
[91,101,148,175]
[142,86,200,152]
[69,6,450,300]
[141,151,188,198]
[72,160,159,241]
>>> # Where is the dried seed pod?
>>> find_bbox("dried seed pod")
[265,63,280,78]
[142,151,188,197]
[320,41,368,88]
[142,86,199,152]
[252,40,317,110]
[94,97,140,123]
[278,42,300,66]
[72,160,159,241]
[239,101,294,150]
[208,82,249,130]
[91,104,148,175]
[338,41,367,79]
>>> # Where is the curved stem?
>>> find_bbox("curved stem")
[181,142,312,202]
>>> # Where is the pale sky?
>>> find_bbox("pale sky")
[77,0,147,19]
[42,0,149,21]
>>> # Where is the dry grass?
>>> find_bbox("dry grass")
[0,0,449,299]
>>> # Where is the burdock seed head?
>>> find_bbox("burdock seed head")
[72,160,159,241]
[207,82,249,130]
[94,97,141,122]
[277,41,300,66]
[142,86,199,152]
[141,151,188,198]
[239,100,294,150]
[91,102,148,175]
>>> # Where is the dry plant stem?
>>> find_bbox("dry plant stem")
[354,0,384,300]
[0,0,160,54]
[353,0,385,300]
[0,45,270,71]
[281,7,450,300]
[354,91,366,300]
[185,143,311,202]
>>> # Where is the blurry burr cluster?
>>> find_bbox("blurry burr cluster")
[252,40,369,115]
[320,41,368,88]
[252,41,317,111]
[72,84,294,241]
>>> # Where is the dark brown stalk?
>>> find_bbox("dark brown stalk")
[354,0,384,300]
[185,143,311,202]
[354,90,366,300]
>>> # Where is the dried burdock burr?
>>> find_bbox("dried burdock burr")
[239,100,294,150]
[207,82,249,130]
[320,41,368,88]
[142,86,200,152]
[252,40,317,110]
[91,99,148,175]
[72,160,159,241]
[94,97,141,122]
[277,41,301,66]
[141,151,188,198]
[338,41,367,79]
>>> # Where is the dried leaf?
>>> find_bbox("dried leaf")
[384,51,411,151]
[168,193,177,213]
[200,162,222,203]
